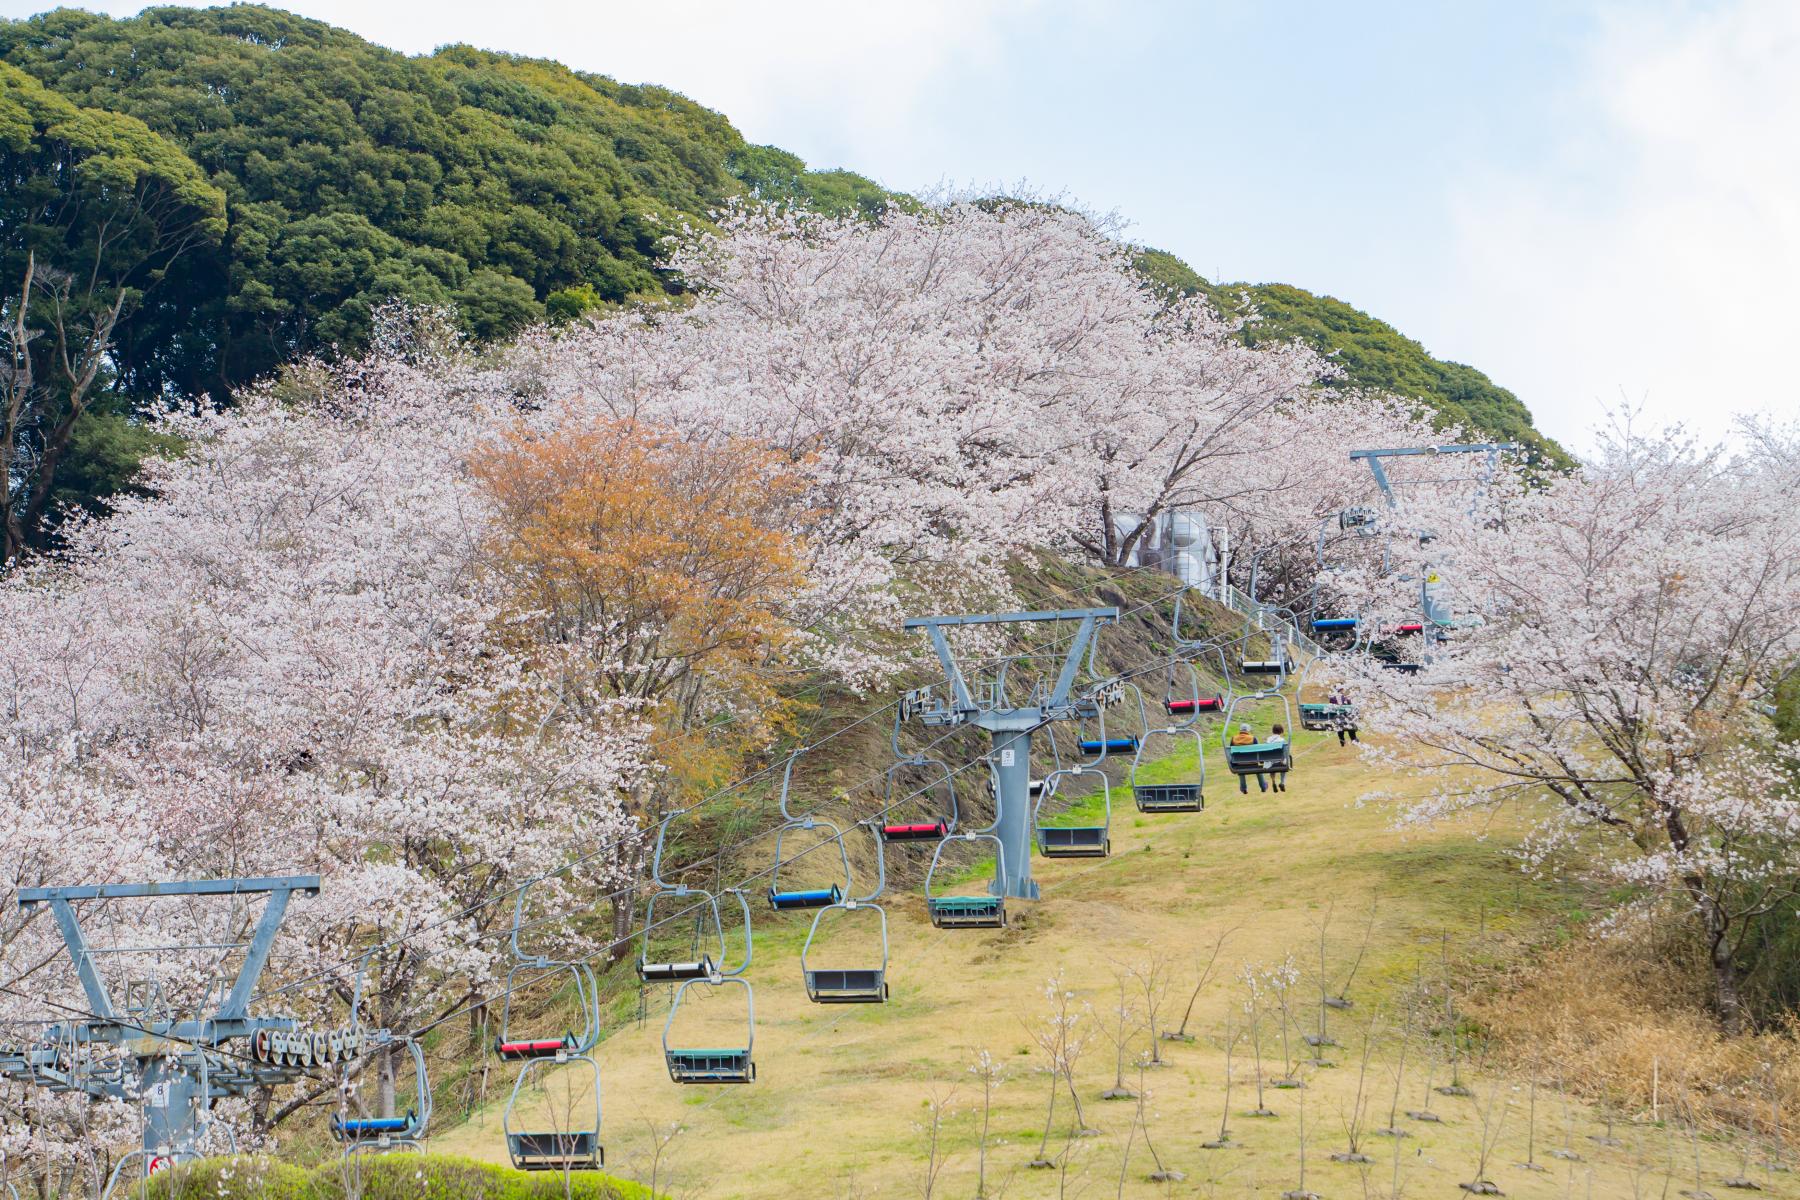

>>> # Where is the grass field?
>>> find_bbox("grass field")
[429,716,1788,1199]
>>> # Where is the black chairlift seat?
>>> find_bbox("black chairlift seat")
[804,967,889,1003]
[927,895,1006,929]
[1133,783,1203,812]
[639,957,716,983]
[1240,660,1290,675]
[1299,703,1354,731]
[1378,660,1422,674]
[509,1131,602,1170]
[666,1048,755,1084]
[1035,825,1109,857]
[1226,742,1293,775]
[881,821,947,842]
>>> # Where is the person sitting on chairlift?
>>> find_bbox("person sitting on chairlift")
[1230,724,1268,795]
[1329,688,1359,747]
[1268,724,1288,793]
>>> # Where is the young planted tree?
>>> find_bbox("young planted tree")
[1095,968,1146,1100]
[1332,1015,1382,1164]
[1204,1008,1245,1148]
[1028,973,1096,1168]
[968,1049,1007,1198]
[1165,927,1234,1044]
[1240,967,1277,1119]
[1127,955,1176,1067]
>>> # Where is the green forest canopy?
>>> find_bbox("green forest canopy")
[0,3,1564,546]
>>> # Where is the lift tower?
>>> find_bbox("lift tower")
[0,876,318,1175]
[903,606,1120,903]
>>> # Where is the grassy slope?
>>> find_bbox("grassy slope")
[432,714,1769,1198]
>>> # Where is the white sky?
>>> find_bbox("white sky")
[7,0,1797,452]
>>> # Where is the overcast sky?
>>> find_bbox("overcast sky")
[7,0,1797,452]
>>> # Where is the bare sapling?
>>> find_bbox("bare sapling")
[1324,903,1378,1010]
[1549,1070,1582,1162]
[1131,1058,1184,1184]
[1434,937,1471,1099]
[1241,968,1277,1118]
[1028,973,1096,1169]
[1332,1014,1381,1164]
[1283,1067,1321,1200]
[968,1049,1006,1198]
[1270,956,1305,1088]
[916,1086,957,1200]
[1096,967,1144,1100]
[1458,1073,1509,1195]
[1681,1090,1716,1200]
[1374,998,1413,1138]
[1166,927,1235,1043]
[1128,955,1176,1065]
[1204,1008,1244,1148]
[1516,1066,1548,1172]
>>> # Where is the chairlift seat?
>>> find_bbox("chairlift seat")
[666,1048,755,1084]
[1035,825,1110,857]
[804,968,888,1003]
[927,896,1006,928]
[1240,660,1289,675]
[1394,622,1424,635]
[331,1113,414,1140]
[1077,737,1138,754]
[1311,617,1358,632]
[1133,784,1203,812]
[768,885,843,911]
[1226,742,1293,774]
[881,822,947,842]
[1299,703,1354,731]
[495,1036,572,1061]
[639,957,716,982]
[1380,661,1422,674]
[1166,696,1224,715]
[508,1130,603,1170]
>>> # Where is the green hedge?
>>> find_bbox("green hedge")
[135,1154,653,1200]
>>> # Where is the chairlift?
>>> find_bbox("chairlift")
[766,753,856,910]
[1036,704,1123,857]
[801,823,891,1003]
[1339,506,1378,531]
[503,1045,603,1170]
[1221,691,1295,777]
[664,977,756,1084]
[878,735,959,843]
[1129,662,1210,812]
[494,882,601,1061]
[332,1033,431,1153]
[662,889,757,1084]
[924,831,1007,928]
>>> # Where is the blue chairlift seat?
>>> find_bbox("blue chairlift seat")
[1077,738,1138,755]
[768,885,842,911]
[1311,617,1358,632]
[666,1048,755,1084]
[331,1112,414,1140]
[927,895,1006,928]
[1133,783,1203,813]
[1226,742,1293,775]
[509,1130,603,1171]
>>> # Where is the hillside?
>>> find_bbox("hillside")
[1,3,1565,556]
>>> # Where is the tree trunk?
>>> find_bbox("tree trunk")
[1706,898,1748,1036]
[378,1043,397,1118]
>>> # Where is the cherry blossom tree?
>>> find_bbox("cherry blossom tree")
[1346,419,1800,1031]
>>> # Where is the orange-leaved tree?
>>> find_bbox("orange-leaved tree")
[471,414,812,953]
